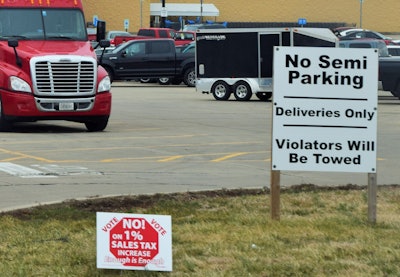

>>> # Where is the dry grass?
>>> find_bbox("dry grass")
[1,185,400,276]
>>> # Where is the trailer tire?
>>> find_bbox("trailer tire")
[211,81,231,100]
[256,92,272,101]
[233,81,252,101]
[84,116,109,132]
[183,67,196,87]
[0,97,11,132]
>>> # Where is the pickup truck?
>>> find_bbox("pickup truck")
[113,28,194,47]
[98,38,196,87]
[379,56,400,98]
[339,39,400,99]
[113,28,176,46]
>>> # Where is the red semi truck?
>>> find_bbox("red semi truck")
[0,0,112,131]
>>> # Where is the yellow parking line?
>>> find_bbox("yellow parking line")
[0,148,54,162]
[212,152,248,162]
[158,155,184,162]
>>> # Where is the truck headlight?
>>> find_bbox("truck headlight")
[98,76,111,92]
[10,76,32,93]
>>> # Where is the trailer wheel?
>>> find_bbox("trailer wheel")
[0,97,11,132]
[84,116,109,132]
[183,67,196,87]
[233,81,252,101]
[256,92,272,101]
[211,81,231,100]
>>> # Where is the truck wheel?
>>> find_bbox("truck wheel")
[140,78,152,83]
[256,92,272,101]
[211,81,231,100]
[0,98,11,131]
[183,67,196,87]
[233,81,252,101]
[158,77,171,85]
[84,116,109,132]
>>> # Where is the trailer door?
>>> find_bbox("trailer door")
[196,32,258,78]
[259,33,280,79]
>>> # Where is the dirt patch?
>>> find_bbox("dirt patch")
[3,184,399,219]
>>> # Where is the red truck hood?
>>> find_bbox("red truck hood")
[5,40,96,59]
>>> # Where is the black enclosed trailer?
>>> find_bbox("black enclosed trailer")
[195,28,338,101]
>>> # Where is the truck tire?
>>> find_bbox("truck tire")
[140,78,152,83]
[211,81,231,100]
[0,98,11,131]
[183,67,196,87]
[233,81,252,101]
[171,78,183,85]
[84,116,109,132]
[158,77,171,85]
[256,92,272,101]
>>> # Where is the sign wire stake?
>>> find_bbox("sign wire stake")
[367,172,377,224]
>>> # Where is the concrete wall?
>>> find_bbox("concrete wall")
[82,0,400,33]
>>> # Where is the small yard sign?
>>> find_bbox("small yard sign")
[97,212,172,271]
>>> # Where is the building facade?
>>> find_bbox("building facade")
[82,0,399,33]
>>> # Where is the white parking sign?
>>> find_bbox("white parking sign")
[272,46,378,173]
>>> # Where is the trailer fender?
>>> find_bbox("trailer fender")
[243,78,262,94]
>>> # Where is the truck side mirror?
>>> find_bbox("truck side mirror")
[97,39,111,63]
[99,40,110,48]
[8,39,22,67]
[8,39,19,48]
[96,20,106,42]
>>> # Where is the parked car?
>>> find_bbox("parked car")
[176,41,195,53]
[183,23,227,31]
[387,45,400,56]
[95,46,115,56]
[113,28,187,47]
[332,27,363,37]
[106,30,132,46]
[339,39,390,57]
[174,31,196,46]
[339,29,393,45]
[98,39,195,86]
[87,27,97,41]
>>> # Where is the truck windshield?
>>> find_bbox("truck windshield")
[0,8,87,40]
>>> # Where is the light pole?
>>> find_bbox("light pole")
[200,0,203,23]
[359,0,364,28]
[140,0,143,28]
[160,0,166,28]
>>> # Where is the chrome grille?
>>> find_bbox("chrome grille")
[32,57,96,95]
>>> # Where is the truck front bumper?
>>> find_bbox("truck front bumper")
[1,90,111,120]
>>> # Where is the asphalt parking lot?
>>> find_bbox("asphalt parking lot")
[0,82,399,211]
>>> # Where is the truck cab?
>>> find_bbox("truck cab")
[0,0,112,131]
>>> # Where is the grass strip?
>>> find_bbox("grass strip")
[1,185,400,276]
